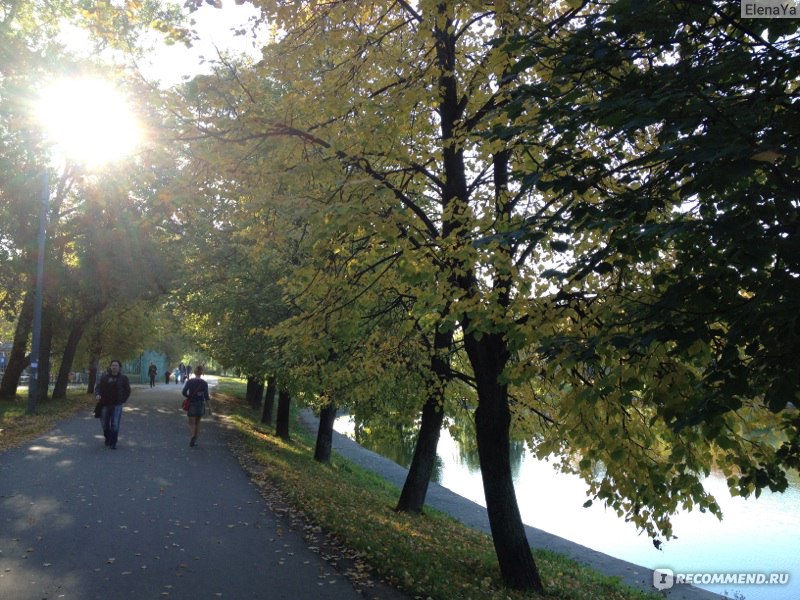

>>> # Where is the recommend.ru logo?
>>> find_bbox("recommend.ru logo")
[653,568,790,590]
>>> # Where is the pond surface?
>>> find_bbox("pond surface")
[335,417,799,600]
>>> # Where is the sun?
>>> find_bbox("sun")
[37,77,142,168]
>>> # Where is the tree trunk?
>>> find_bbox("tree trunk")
[261,375,276,425]
[52,321,85,399]
[253,377,265,409]
[246,375,255,404]
[466,329,543,591]
[314,401,337,463]
[396,330,451,513]
[35,306,55,405]
[87,357,99,394]
[396,394,445,513]
[0,291,34,400]
[255,379,265,409]
[246,375,264,409]
[275,388,291,440]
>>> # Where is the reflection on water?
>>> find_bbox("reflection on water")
[348,420,446,482]
[336,415,800,600]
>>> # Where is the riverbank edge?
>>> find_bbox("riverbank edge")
[298,409,722,600]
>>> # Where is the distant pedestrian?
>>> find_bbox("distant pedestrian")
[94,359,131,449]
[182,365,210,447]
[165,367,171,385]
[174,367,180,384]
[179,363,186,384]
[148,362,157,388]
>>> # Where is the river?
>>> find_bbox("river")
[335,417,799,600]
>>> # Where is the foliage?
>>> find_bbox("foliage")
[2,0,792,586]
[274,208,437,416]
[201,0,800,553]
[0,0,184,392]
[148,0,686,563]
[480,0,799,532]
[149,67,299,381]
[162,58,443,419]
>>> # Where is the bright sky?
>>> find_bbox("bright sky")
[137,1,266,86]
[36,77,141,168]
[38,2,265,166]
[55,2,265,87]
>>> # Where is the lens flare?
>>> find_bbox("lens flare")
[37,77,141,167]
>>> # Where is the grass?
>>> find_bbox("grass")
[212,377,662,600]
[0,390,95,452]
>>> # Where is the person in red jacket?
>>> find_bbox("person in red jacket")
[94,359,131,449]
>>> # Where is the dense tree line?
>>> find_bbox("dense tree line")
[164,1,797,590]
[0,1,183,405]
[1,0,797,592]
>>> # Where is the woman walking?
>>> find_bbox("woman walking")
[182,365,210,447]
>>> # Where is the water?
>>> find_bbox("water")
[335,417,799,600]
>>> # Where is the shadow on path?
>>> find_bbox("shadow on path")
[0,383,376,600]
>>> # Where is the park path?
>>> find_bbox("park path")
[1,378,723,600]
[0,380,367,600]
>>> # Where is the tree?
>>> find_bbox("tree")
[227,0,554,589]
[0,157,174,405]
[137,0,798,590]
[160,62,436,454]
[491,0,799,506]
[275,225,439,470]
[261,375,276,425]
[429,0,799,547]
[0,0,186,403]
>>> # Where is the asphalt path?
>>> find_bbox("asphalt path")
[0,381,367,600]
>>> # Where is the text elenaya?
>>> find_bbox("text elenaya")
[744,1,799,16]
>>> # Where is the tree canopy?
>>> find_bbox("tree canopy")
[1,0,797,593]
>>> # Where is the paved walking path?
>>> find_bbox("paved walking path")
[0,382,369,600]
[1,379,721,599]
[298,411,723,600]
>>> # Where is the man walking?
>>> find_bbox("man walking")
[95,359,131,449]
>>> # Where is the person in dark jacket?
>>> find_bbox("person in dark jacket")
[148,362,157,387]
[94,359,131,449]
[182,365,210,447]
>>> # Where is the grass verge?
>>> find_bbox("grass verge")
[212,377,661,600]
[0,391,94,452]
